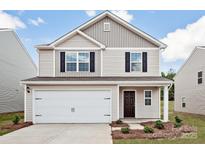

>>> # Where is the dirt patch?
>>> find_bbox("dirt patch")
[112,121,196,140]
[1,122,32,132]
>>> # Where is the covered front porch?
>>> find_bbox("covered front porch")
[116,83,171,123]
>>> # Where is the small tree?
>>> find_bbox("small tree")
[161,68,176,101]
[12,115,21,125]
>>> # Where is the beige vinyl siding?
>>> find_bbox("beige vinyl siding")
[0,30,36,113]
[56,34,98,48]
[25,85,118,122]
[82,16,157,48]
[25,89,33,121]
[119,87,160,119]
[39,50,54,77]
[55,50,101,76]
[175,48,205,115]
[103,49,160,76]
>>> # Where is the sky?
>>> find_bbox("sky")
[1,10,205,73]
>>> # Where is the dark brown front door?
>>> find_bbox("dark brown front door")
[124,91,135,117]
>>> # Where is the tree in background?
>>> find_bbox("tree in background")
[161,68,176,101]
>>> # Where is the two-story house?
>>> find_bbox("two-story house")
[21,11,172,124]
[0,29,36,113]
[175,46,205,115]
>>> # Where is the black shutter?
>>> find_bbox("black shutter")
[142,52,147,72]
[125,52,130,72]
[90,52,95,72]
[60,52,65,72]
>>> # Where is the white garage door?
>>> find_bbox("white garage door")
[34,90,111,123]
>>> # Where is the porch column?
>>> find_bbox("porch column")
[116,85,120,120]
[163,85,169,122]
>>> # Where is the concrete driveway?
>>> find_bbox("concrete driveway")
[0,124,112,144]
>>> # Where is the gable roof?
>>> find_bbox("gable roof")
[0,29,37,70]
[36,11,167,49]
[175,46,205,78]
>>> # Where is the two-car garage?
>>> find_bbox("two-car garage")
[33,90,112,123]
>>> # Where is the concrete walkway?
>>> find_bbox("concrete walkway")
[0,124,112,144]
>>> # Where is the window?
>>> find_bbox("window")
[66,53,77,71]
[144,90,152,106]
[66,52,89,72]
[104,22,110,31]
[182,97,186,108]
[198,71,203,84]
[131,52,142,72]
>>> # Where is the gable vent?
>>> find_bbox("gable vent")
[104,22,110,32]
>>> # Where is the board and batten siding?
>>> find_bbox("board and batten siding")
[103,49,160,76]
[0,30,36,113]
[56,34,98,48]
[175,48,205,115]
[25,85,118,122]
[39,50,54,77]
[82,16,157,48]
[55,50,101,77]
[119,87,160,119]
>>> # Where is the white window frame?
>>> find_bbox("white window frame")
[144,90,152,106]
[198,71,203,84]
[130,52,142,72]
[104,22,110,32]
[65,51,90,72]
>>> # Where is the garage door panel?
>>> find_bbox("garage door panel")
[34,90,111,123]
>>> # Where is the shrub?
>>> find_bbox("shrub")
[174,122,182,128]
[174,116,183,128]
[175,116,182,123]
[116,119,123,124]
[154,120,164,129]
[144,126,154,133]
[121,127,129,134]
[12,115,20,125]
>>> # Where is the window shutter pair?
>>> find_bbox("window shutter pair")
[125,52,147,72]
[60,52,95,72]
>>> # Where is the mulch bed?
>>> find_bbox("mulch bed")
[1,122,33,132]
[110,121,129,127]
[112,121,196,139]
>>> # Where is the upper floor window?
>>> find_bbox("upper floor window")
[131,52,142,72]
[66,52,89,72]
[104,22,110,32]
[198,71,203,84]
[144,90,152,106]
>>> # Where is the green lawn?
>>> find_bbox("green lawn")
[0,112,24,136]
[114,101,205,144]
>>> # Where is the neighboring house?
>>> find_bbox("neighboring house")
[175,46,205,115]
[21,11,172,124]
[0,29,37,113]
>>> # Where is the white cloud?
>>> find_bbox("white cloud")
[85,10,96,17]
[111,10,133,22]
[0,11,26,29]
[161,16,205,62]
[29,17,45,26]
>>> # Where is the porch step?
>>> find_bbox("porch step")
[121,118,159,124]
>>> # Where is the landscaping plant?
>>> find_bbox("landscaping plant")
[121,127,129,134]
[12,115,20,125]
[116,119,123,124]
[154,120,164,129]
[174,116,183,128]
[144,126,154,133]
